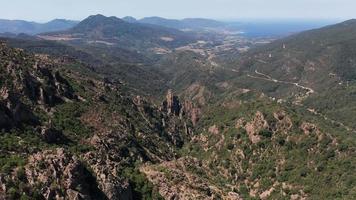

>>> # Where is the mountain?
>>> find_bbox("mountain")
[42,14,197,49]
[135,16,226,30]
[0,19,78,35]
[122,16,137,23]
[41,19,79,33]
[221,19,356,131]
[37,14,200,95]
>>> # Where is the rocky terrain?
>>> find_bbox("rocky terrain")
[0,42,197,199]
[141,96,355,199]
[0,16,355,200]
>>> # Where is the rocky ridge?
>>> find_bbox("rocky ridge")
[0,43,194,199]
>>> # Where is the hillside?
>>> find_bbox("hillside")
[222,19,356,129]
[0,39,355,199]
[143,95,356,199]
[0,41,196,199]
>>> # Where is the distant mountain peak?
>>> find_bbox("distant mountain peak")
[71,14,125,33]
[122,16,137,23]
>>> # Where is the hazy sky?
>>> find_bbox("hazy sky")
[0,0,355,22]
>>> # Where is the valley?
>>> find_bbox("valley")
[0,13,355,200]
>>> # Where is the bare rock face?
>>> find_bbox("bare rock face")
[163,89,181,115]
[190,108,201,126]
[0,176,6,199]
[273,111,293,133]
[0,88,39,129]
[162,90,201,126]
[140,157,213,200]
[23,66,75,106]
[208,125,219,135]
[300,122,317,135]
[244,111,269,144]
[141,157,243,200]
[84,152,133,200]
[1,43,75,108]
[25,148,105,200]
[0,43,77,130]
[181,100,201,126]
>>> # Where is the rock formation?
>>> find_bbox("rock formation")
[24,148,105,200]
[162,89,201,126]
[163,89,181,115]
[244,111,269,144]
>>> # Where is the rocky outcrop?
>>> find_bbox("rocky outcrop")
[1,42,75,108]
[24,148,105,200]
[300,122,317,135]
[244,111,269,144]
[273,110,293,133]
[0,88,39,129]
[0,43,77,130]
[163,89,181,115]
[24,66,75,106]
[208,125,220,135]
[181,100,201,126]
[141,157,217,200]
[84,152,133,200]
[162,90,201,126]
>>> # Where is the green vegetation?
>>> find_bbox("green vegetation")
[122,167,164,200]
[179,97,356,199]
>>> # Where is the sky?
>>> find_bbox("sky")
[0,0,355,22]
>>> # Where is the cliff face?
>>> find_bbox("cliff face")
[161,89,201,126]
[0,42,76,131]
[24,148,107,200]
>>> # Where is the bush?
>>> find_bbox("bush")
[259,129,273,138]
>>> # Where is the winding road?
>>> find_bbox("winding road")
[247,69,314,101]
[246,69,355,133]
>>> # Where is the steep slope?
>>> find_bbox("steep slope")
[233,19,356,91]
[142,92,356,199]
[0,42,195,199]
[225,19,356,129]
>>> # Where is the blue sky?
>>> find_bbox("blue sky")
[0,0,355,22]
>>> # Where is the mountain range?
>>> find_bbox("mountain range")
[0,19,78,34]
[123,16,226,31]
